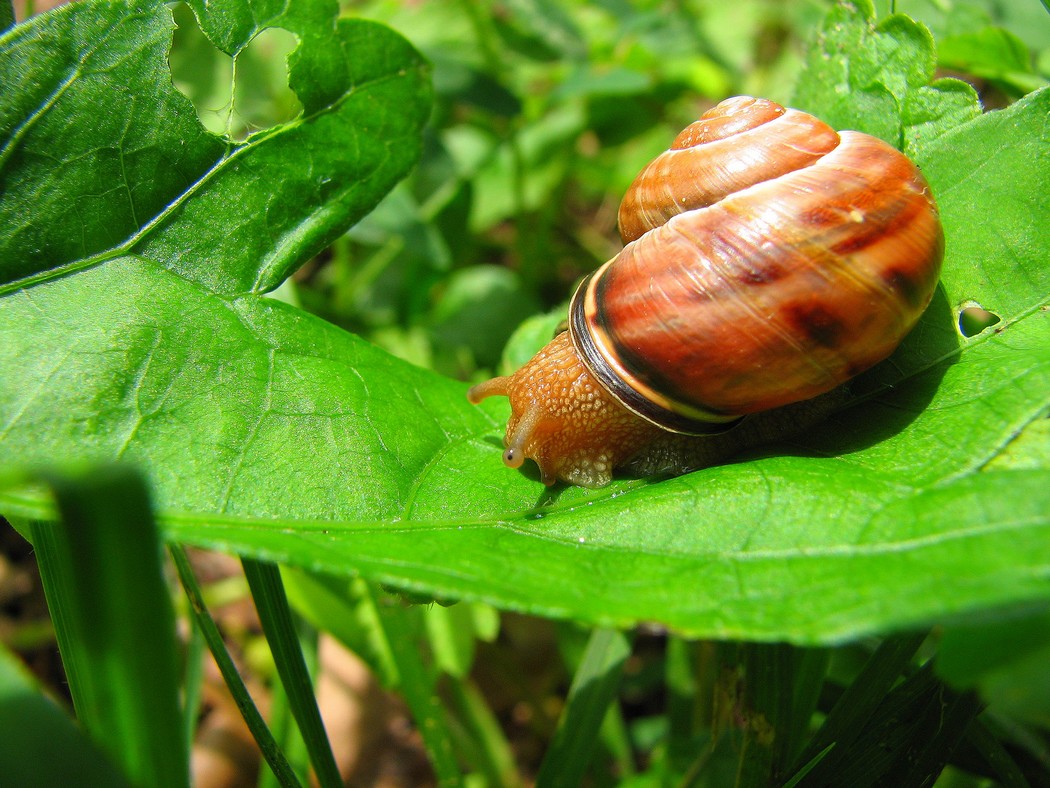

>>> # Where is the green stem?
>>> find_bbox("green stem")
[370,586,463,786]
[241,558,341,788]
[171,547,303,787]
[446,678,520,787]
[536,627,634,786]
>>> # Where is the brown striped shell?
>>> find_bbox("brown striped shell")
[468,96,944,487]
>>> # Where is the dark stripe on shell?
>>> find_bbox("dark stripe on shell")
[570,276,741,435]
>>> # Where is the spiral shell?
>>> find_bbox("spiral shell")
[468,96,944,487]
[573,96,943,433]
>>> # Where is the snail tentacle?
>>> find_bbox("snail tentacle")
[466,376,509,405]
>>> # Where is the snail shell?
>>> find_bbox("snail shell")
[469,97,944,487]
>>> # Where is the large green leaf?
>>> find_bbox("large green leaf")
[2,1,1048,643]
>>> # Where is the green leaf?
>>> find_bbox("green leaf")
[0,0,430,291]
[937,604,1050,727]
[939,25,1047,96]
[0,643,131,787]
[1,1,222,282]
[0,0,442,520]
[793,0,925,145]
[913,87,1050,319]
[2,1,1049,647]
[490,0,586,63]
[429,265,541,368]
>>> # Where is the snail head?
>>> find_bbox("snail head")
[467,331,664,488]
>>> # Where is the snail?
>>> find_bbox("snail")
[468,96,944,488]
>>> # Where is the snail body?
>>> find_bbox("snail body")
[469,97,944,487]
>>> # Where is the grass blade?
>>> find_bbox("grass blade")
[169,546,303,787]
[789,631,927,777]
[536,627,633,786]
[446,678,520,787]
[241,558,342,788]
[181,622,205,757]
[735,643,820,786]
[371,586,463,786]
[961,715,1037,787]
[797,660,956,785]
[892,686,985,785]
[30,465,187,788]
[785,647,831,766]
[283,571,464,783]
[263,672,312,786]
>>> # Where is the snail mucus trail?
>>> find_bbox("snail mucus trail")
[468,97,944,488]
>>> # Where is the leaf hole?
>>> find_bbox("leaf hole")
[957,302,1001,337]
[169,4,302,140]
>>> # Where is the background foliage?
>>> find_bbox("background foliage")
[2,0,1049,785]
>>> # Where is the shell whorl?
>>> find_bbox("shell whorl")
[616,96,841,244]
[569,96,944,435]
